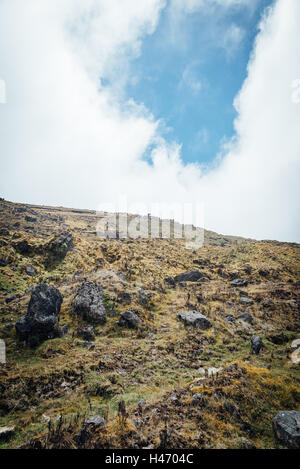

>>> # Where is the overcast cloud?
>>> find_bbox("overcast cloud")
[0,0,299,242]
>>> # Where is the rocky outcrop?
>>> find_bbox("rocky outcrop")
[71,281,106,325]
[117,309,140,329]
[174,271,205,283]
[251,335,263,354]
[15,284,63,345]
[178,311,212,329]
[273,411,300,449]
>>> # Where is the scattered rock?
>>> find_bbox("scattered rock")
[25,215,37,223]
[0,257,9,267]
[81,341,95,349]
[47,232,73,259]
[178,311,212,329]
[240,297,254,306]
[192,393,203,400]
[231,279,248,287]
[74,428,90,448]
[164,277,175,287]
[15,284,63,345]
[84,415,106,428]
[273,411,300,449]
[138,288,147,305]
[291,339,300,349]
[25,265,37,276]
[225,315,236,323]
[77,326,95,341]
[174,271,205,283]
[239,312,254,324]
[251,335,263,355]
[117,309,140,329]
[71,281,106,325]
[12,240,32,255]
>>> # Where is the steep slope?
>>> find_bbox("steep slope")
[0,198,299,449]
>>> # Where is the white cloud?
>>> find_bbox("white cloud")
[0,0,299,242]
[222,24,245,56]
[179,64,203,94]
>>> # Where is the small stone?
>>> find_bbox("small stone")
[251,335,263,354]
[231,279,248,287]
[239,312,254,324]
[84,415,106,428]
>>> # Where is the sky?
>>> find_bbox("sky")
[0,0,299,242]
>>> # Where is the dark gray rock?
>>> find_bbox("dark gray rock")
[251,335,263,354]
[192,393,203,400]
[81,341,95,349]
[165,277,176,287]
[239,312,254,324]
[138,288,147,305]
[25,216,37,223]
[179,281,187,288]
[117,308,140,329]
[174,271,204,283]
[225,315,236,323]
[0,257,9,267]
[177,311,212,329]
[240,297,254,306]
[71,281,106,325]
[15,284,63,345]
[231,279,248,287]
[84,415,106,428]
[117,292,132,305]
[273,411,300,449]
[74,428,90,448]
[25,265,37,276]
[47,232,73,259]
[77,326,95,341]
[12,240,32,255]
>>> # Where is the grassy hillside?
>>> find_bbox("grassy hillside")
[0,199,299,449]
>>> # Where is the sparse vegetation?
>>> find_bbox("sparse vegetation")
[0,199,299,449]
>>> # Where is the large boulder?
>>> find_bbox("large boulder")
[117,309,140,329]
[15,284,63,345]
[174,271,205,283]
[178,311,212,329]
[71,281,106,325]
[273,411,300,449]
